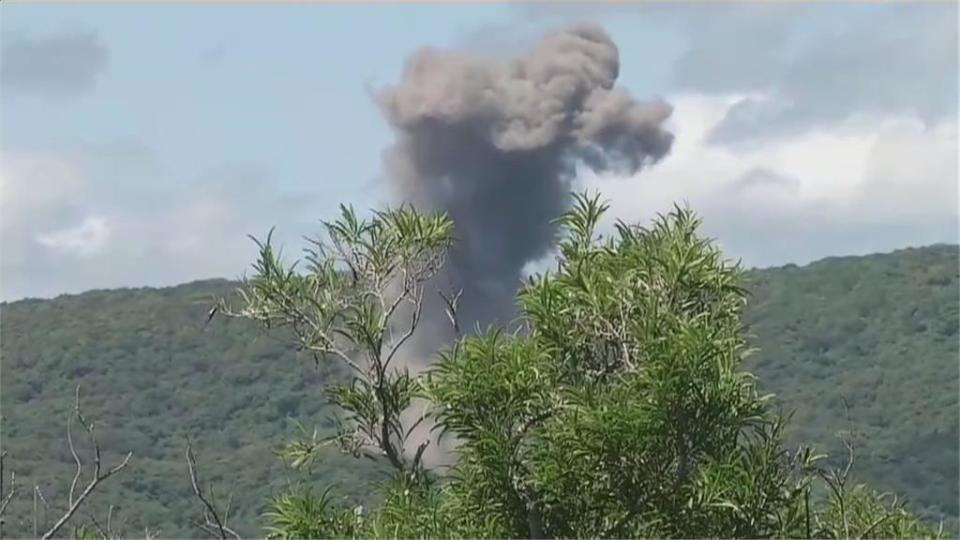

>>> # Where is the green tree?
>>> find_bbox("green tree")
[230,194,941,539]
[222,204,454,475]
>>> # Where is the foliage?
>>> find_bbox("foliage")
[416,197,767,538]
[743,243,959,530]
[229,194,947,538]
[224,203,453,474]
[0,201,955,537]
[0,280,386,538]
[264,487,360,540]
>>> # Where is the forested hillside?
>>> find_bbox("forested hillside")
[1,244,956,537]
[743,243,959,529]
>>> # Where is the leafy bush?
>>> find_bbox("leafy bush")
[235,194,943,538]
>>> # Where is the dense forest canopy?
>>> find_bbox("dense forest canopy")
[0,242,956,537]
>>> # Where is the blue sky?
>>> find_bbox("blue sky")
[2,3,957,300]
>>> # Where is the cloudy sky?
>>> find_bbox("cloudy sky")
[1,3,957,301]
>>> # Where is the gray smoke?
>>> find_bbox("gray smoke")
[378,23,674,353]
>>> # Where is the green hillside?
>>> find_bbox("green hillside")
[743,244,959,529]
[0,281,388,538]
[0,244,956,537]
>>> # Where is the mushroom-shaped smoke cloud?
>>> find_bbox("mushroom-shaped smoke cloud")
[378,23,674,349]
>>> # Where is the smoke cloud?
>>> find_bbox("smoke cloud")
[376,24,675,467]
[378,24,674,345]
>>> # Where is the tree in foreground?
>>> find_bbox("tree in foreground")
[227,194,941,539]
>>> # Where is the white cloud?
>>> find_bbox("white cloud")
[0,149,87,224]
[1,95,955,300]
[36,215,111,257]
[861,118,958,220]
[581,92,958,267]
[1,146,321,300]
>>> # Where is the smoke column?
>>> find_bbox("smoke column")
[378,22,675,355]
[375,23,676,468]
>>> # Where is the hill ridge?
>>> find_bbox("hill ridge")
[3,243,956,306]
[0,243,956,536]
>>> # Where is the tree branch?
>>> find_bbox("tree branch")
[67,414,82,509]
[0,436,14,538]
[0,456,15,521]
[34,484,52,537]
[383,288,423,372]
[41,385,133,540]
[185,441,240,540]
[438,288,463,337]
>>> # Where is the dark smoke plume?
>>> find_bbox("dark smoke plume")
[378,23,674,351]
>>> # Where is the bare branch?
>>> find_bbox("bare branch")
[107,504,115,537]
[199,521,241,540]
[86,505,121,540]
[839,397,856,484]
[0,433,18,538]
[34,484,50,517]
[383,287,424,372]
[185,441,240,540]
[67,409,82,508]
[438,288,463,336]
[382,267,413,331]
[33,484,39,537]
[0,469,15,518]
[40,385,133,540]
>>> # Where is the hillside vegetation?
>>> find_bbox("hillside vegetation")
[743,244,959,528]
[0,244,956,537]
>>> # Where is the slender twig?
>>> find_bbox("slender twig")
[34,485,50,521]
[382,267,414,333]
[383,288,423,372]
[0,451,15,521]
[838,397,856,539]
[0,470,14,519]
[199,521,241,540]
[222,488,236,535]
[814,396,858,540]
[185,441,240,540]
[840,398,856,483]
[67,414,83,508]
[438,288,463,336]
[87,510,109,539]
[30,484,50,539]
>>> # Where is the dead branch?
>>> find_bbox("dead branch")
[0,453,15,534]
[67,412,83,509]
[86,503,125,540]
[438,288,463,337]
[383,287,424,372]
[185,441,240,540]
[40,386,133,540]
[0,451,15,514]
